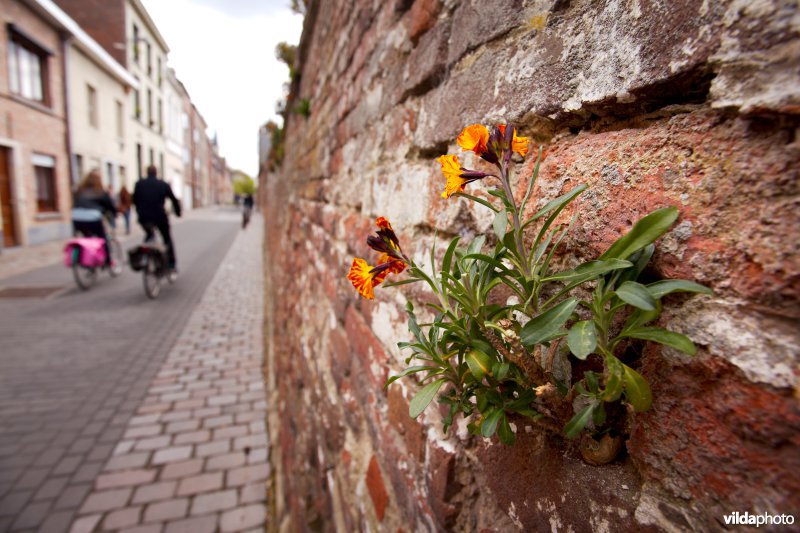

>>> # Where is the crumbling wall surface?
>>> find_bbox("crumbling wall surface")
[264,0,800,531]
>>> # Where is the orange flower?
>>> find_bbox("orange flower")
[498,125,529,157]
[347,258,389,300]
[438,154,492,199]
[457,124,489,155]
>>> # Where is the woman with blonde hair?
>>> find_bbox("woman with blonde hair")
[71,169,116,265]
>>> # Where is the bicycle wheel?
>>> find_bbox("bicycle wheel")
[143,254,161,299]
[72,248,97,290]
[108,239,123,277]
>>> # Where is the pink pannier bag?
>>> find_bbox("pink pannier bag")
[64,237,107,268]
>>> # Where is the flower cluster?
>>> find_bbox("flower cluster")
[438,123,528,198]
[347,217,408,299]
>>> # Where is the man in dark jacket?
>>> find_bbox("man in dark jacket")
[133,165,182,270]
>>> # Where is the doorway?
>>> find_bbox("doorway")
[0,147,17,247]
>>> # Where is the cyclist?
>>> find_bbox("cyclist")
[70,169,116,266]
[132,165,182,273]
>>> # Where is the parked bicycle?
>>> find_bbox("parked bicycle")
[127,225,176,299]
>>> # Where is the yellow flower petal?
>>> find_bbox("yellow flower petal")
[437,154,467,199]
[457,124,489,155]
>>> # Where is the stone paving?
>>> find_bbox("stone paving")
[62,214,268,532]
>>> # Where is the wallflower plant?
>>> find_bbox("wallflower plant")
[348,123,710,460]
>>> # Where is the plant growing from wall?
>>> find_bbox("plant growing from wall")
[347,123,710,462]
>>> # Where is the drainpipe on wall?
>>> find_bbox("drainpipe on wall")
[60,32,75,191]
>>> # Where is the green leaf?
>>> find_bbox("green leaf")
[646,280,713,300]
[519,297,578,347]
[441,237,460,278]
[452,192,499,212]
[527,184,588,223]
[493,362,511,381]
[382,278,422,288]
[493,211,508,240]
[409,379,446,418]
[466,349,493,380]
[604,355,624,402]
[592,402,607,426]
[462,253,511,273]
[622,301,662,331]
[481,408,503,438]
[564,404,594,439]
[384,365,435,388]
[567,320,597,360]
[623,327,697,355]
[616,281,657,311]
[622,363,652,412]
[600,207,679,260]
[520,146,543,214]
[497,413,515,445]
[543,259,633,283]
[584,371,600,393]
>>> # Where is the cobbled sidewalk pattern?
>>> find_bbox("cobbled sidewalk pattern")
[68,216,268,532]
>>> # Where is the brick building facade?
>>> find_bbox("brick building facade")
[0,0,72,248]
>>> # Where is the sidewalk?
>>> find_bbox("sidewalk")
[68,213,268,532]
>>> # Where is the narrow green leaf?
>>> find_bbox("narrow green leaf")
[528,184,587,222]
[441,237,460,278]
[382,278,422,288]
[542,259,633,283]
[592,402,606,426]
[646,280,713,300]
[520,146,543,214]
[384,366,436,388]
[621,302,661,332]
[567,320,597,360]
[564,404,594,439]
[615,244,655,287]
[409,379,446,418]
[621,364,652,412]
[494,362,511,381]
[481,409,503,438]
[519,297,578,347]
[497,413,515,445]
[623,327,697,355]
[493,211,508,240]
[600,207,679,260]
[465,349,493,380]
[616,281,657,311]
[462,253,511,274]
[452,192,500,212]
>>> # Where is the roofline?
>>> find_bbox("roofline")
[129,0,170,53]
[24,0,139,89]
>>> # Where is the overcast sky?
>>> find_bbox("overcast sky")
[140,0,304,176]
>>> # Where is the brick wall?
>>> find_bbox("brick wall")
[264,1,800,530]
[53,0,127,67]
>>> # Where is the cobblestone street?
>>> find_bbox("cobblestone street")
[0,209,268,532]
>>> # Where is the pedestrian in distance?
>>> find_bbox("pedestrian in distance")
[71,169,116,266]
[242,193,254,229]
[118,185,132,235]
[133,165,182,273]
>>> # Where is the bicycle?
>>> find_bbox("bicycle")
[127,226,176,299]
[64,228,123,291]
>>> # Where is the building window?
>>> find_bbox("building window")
[7,30,49,104]
[147,89,153,126]
[149,148,154,166]
[87,84,98,127]
[32,153,57,212]
[134,88,141,119]
[119,166,126,188]
[116,100,124,138]
[159,152,164,179]
[73,153,83,185]
[136,143,142,179]
[147,42,152,77]
[158,98,163,133]
[133,24,140,63]
[106,162,115,190]
[157,57,162,87]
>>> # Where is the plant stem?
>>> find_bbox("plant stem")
[499,163,530,280]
